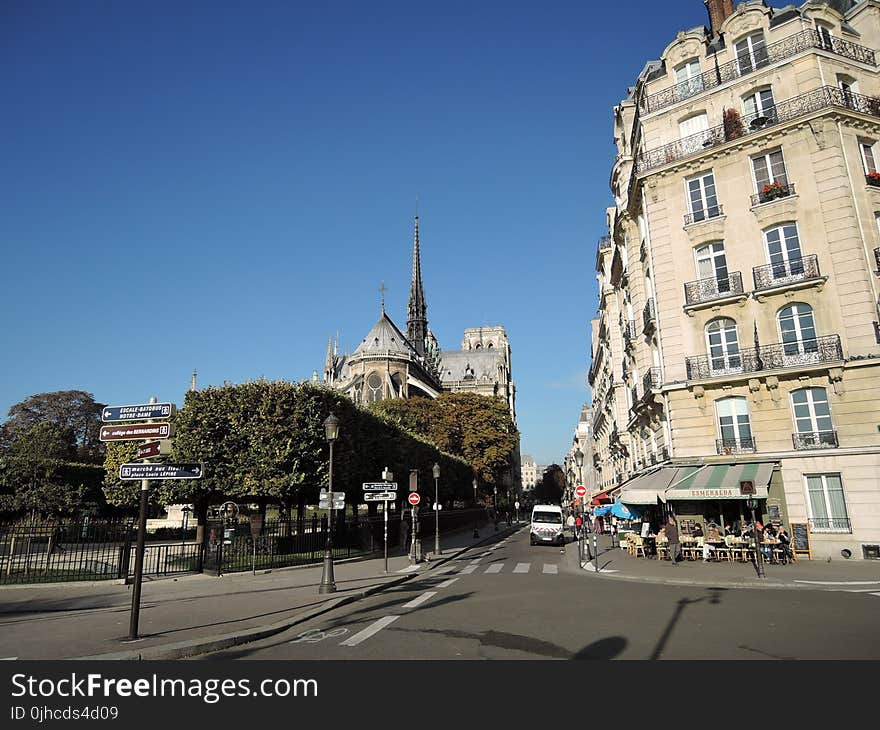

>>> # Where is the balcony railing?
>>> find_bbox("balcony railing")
[750,181,796,206]
[637,86,880,172]
[684,204,724,225]
[623,320,637,349]
[809,517,852,533]
[642,298,656,332]
[685,335,843,380]
[642,367,661,394]
[753,254,820,291]
[716,437,756,454]
[640,29,877,113]
[792,431,839,450]
[684,271,744,306]
[874,247,880,272]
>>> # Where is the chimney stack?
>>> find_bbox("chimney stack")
[705,0,735,35]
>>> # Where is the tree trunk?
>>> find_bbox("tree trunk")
[195,498,209,546]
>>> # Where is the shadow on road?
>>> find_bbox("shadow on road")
[572,636,628,660]
[649,587,727,660]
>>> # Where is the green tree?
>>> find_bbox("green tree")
[534,464,565,504]
[5,390,106,463]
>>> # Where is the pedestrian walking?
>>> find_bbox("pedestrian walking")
[665,515,681,566]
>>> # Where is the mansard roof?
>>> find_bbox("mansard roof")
[439,349,505,383]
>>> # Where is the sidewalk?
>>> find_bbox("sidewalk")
[568,533,880,589]
[0,521,520,661]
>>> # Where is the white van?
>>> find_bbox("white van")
[529,504,565,546]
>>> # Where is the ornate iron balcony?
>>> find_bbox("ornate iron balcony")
[716,437,756,454]
[642,367,661,394]
[623,320,637,349]
[685,335,843,380]
[808,517,852,533]
[753,254,820,291]
[642,298,656,332]
[684,271,744,306]
[874,247,880,272]
[637,86,880,172]
[684,205,723,225]
[750,181,795,206]
[640,29,877,114]
[792,431,839,450]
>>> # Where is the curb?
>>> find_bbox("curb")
[74,525,521,660]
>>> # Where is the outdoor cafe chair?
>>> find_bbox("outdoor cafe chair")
[725,535,745,562]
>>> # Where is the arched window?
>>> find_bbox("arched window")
[366,372,383,402]
[674,58,703,99]
[706,318,741,374]
[679,112,709,139]
[694,241,729,291]
[735,32,768,74]
[715,396,754,453]
[743,86,776,127]
[791,387,836,448]
[778,303,818,362]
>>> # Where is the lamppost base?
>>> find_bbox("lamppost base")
[318,582,337,594]
[318,550,336,594]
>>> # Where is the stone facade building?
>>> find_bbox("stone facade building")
[590,0,880,559]
[323,217,516,423]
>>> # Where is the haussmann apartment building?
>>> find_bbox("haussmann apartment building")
[588,0,880,560]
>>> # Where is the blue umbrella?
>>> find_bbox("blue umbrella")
[593,506,612,516]
[609,501,639,520]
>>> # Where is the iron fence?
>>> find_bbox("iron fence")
[640,29,876,113]
[753,254,820,291]
[684,272,744,306]
[792,431,839,450]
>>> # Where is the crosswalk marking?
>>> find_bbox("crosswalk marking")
[396,564,421,573]
[513,563,530,574]
[543,564,558,574]
[436,577,459,588]
[340,616,399,647]
[460,565,477,574]
[401,591,437,609]
[484,564,503,574]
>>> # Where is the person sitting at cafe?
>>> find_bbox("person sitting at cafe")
[692,523,704,538]
[776,526,793,564]
[761,523,777,561]
[702,522,721,562]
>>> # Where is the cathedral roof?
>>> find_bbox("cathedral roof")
[439,349,504,383]
[353,312,420,358]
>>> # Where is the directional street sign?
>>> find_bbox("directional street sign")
[119,463,203,480]
[575,485,587,498]
[408,492,421,506]
[136,439,173,460]
[364,491,396,502]
[363,482,398,491]
[319,490,346,509]
[102,403,176,423]
[100,423,174,442]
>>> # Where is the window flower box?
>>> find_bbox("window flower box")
[867,172,880,188]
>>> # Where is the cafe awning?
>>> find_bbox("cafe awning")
[589,487,617,505]
[663,462,775,501]
[618,467,699,505]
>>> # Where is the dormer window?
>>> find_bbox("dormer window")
[674,58,704,99]
[735,32,768,75]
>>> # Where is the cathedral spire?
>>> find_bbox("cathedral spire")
[324,335,335,383]
[407,215,428,356]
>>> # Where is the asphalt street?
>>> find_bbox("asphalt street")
[199,527,880,660]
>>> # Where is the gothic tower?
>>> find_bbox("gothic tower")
[406,215,428,357]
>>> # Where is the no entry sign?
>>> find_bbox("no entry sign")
[575,485,587,498]
[408,492,421,506]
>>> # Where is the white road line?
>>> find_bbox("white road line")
[339,616,399,647]
[484,564,503,574]
[479,551,492,557]
[396,565,421,573]
[436,577,460,588]
[871,593,880,598]
[0,657,17,661]
[543,564,558,574]
[460,565,478,574]
[469,558,482,565]
[843,588,880,593]
[401,591,437,609]
[794,580,880,585]
[513,563,530,574]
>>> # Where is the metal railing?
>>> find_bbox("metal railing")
[684,271,744,306]
[753,254,820,291]
[637,86,880,172]
[642,367,661,393]
[684,204,724,226]
[808,517,852,533]
[716,437,757,454]
[750,181,796,206]
[643,298,656,331]
[874,247,880,272]
[623,320,637,349]
[685,334,843,380]
[792,430,839,450]
[640,29,877,113]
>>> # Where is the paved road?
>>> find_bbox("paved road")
[199,528,880,660]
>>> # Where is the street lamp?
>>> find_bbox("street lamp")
[318,412,340,594]
[473,477,479,538]
[433,463,441,556]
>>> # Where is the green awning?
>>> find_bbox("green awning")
[664,462,775,501]
[619,467,699,505]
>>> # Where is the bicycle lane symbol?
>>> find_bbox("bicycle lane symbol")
[290,627,349,644]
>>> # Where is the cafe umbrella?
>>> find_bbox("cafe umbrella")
[609,501,639,520]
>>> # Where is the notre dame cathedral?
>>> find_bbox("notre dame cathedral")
[321,216,516,423]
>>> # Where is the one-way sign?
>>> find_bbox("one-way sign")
[102,403,176,422]
[363,482,398,491]
[119,463,203,480]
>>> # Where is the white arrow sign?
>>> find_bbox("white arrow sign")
[363,482,398,491]
[364,491,396,501]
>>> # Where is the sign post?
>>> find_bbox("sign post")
[408,490,421,565]
[380,467,393,573]
[746,495,766,579]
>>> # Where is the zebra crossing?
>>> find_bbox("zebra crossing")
[452,560,559,576]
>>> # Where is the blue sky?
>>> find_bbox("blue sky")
[2,0,717,468]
